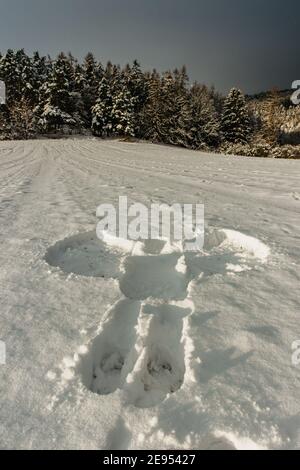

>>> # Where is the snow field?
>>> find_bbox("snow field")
[1,139,299,450]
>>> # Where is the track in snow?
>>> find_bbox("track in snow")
[45,226,270,408]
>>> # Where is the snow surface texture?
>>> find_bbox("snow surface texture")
[0,139,299,450]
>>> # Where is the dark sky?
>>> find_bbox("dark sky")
[0,0,299,94]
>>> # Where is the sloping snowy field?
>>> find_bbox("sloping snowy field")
[0,138,299,450]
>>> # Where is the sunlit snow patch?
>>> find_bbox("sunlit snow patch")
[221,229,270,262]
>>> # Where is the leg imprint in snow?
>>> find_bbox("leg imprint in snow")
[123,303,192,408]
[79,299,141,395]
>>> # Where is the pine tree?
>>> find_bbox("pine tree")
[32,52,51,104]
[92,72,135,138]
[0,49,18,104]
[81,53,103,127]
[91,75,113,137]
[37,53,78,132]
[171,67,193,147]
[110,75,135,137]
[125,60,148,136]
[139,70,163,142]
[143,68,191,147]
[15,49,35,103]
[189,84,221,148]
[221,88,251,143]
[159,71,178,144]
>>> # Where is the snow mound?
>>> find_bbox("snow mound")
[221,229,270,262]
[44,231,123,278]
[98,230,180,256]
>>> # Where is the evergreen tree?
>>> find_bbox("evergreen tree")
[0,49,18,104]
[91,75,113,136]
[81,53,103,127]
[171,67,193,147]
[32,52,51,104]
[139,70,162,142]
[74,63,85,92]
[92,72,135,138]
[15,49,35,102]
[221,88,251,143]
[159,71,178,144]
[36,53,79,131]
[110,75,135,137]
[189,84,221,148]
[141,68,191,147]
[125,60,148,136]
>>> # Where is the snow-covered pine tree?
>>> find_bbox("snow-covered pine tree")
[91,75,113,137]
[139,70,162,142]
[110,73,135,137]
[32,52,51,105]
[189,84,221,148]
[15,49,36,103]
[92,71,135,138]
[0,49,18,104]
[72,63,88,127]
[73,63,84,91]
[221,88,251,143]
[37,53,78,132]
[0,49,35,104]
[81,53,103,127]
[159,71,178,144]
[125,60,148,136]
[150,68,191,147]
[0,49,39,137]
[171,66,193,148]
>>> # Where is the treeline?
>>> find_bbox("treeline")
[0,49,299,158]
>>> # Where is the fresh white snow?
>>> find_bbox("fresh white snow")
[0,138,299,450]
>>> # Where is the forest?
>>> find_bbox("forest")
[0,49,299,158]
